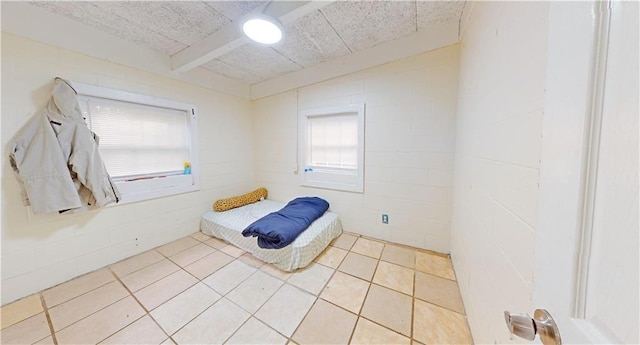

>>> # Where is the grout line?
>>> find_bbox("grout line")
[94,312,147,344]
[109,268,150,314]
[411,269,416,340]
[156,242,201,261]
[45,288,131,335]
[111,249,165,278]
[148,313,173,345]
[97,272,160,345]
[164,248,221,282]
[43,277,115,309]
[161,257,263,341]
[28,234,468,344]
[287,294,320,342]
[217,298,254,344]
[39,293,58,345]
[167,297,219,339]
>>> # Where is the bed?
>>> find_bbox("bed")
[200,199,343,271]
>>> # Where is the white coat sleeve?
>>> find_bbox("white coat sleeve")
[68,126,120,208]
[9,115,82,214]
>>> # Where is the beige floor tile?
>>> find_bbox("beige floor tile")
[202,260,256,295]
[260,264,294,281]
[150,283,221,335]
[0,313,50,345]
[100,315,167,344]
[415,272,465,314]
[49,281,129,331]
[190,231,212,242]
[287,342,299,345]
[0,294,43,329]
[351,238,385,259]
[135,270,198,311]
[183,251,234,280]
[226,317,287,345]
[331,233,358,250]
[55,296,145,345]
[351,317,411,345]
[160,338,175,345]
[254,284,316,337]
[381,245,416,269]
[219,244,246,258]
[372,261,414,296]
[415,252,455,280]
[413,299,472,345]
[314,246,348,269]
[34,335,54,344]
[156,236,200,257]
[172,298,249,344]
[338,252,378,281]
[121,259,180,292]
[292,299,357,345]
[169,243,215,268]
[238,253,266,268]
[361,284,412,336]
[204,237,228,250]
[287,263,334,295]
[43,269,114,308]
[320,271,369,314]
[227,271,283,313]
[110,250,164,278]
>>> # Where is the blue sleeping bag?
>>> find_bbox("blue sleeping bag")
[241,197,330,249]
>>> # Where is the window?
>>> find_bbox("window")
[299,104,365,193]
[73,82,199,204]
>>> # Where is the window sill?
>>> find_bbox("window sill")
[301,170,363,193]
[113,174,199,205]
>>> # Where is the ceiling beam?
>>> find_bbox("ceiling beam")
[171,1,334,74]
[250,20,461,100]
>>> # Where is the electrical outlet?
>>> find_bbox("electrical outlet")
[382,214,389,224]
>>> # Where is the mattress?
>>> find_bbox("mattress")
[200,199,343,271]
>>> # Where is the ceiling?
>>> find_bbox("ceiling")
[28,1,467,86]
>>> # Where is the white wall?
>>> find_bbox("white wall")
[0,33,254,305]
[449,2,549,343]
[252,46,459,252]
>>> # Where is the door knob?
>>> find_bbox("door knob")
[504,309,562,345]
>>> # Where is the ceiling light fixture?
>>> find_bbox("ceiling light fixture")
[242,15,283,45]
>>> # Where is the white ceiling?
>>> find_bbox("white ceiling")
[28,1,466,87]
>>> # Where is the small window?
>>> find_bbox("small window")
[299,104,365,193]
[73,82,199,204]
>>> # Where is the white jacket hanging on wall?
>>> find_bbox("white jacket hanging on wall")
[9,77,120,214]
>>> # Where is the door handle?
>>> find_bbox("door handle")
[504,309,562,345]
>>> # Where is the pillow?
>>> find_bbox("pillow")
[213,187,268,212]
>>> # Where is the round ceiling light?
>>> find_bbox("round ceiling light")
[242,17,283,45]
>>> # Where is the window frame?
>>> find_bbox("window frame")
[71,81,200,204]
[299,104,365,193]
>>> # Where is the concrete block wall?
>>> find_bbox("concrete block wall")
[252,45,459,253]
[449,2,549,343]
[1,33,254,305]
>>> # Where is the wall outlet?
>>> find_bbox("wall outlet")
[382,214,389,224]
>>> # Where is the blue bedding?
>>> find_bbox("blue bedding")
[241,197,330,249]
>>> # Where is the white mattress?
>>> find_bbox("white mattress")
[200,199,343,271]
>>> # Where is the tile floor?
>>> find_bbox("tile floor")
[0,232,473,345]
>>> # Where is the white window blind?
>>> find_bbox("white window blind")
[78,96,190,179]
[300,104,365,193]
[72,81,199,204]
[308,113,358,170]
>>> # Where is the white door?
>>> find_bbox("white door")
[531,1,638,344]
